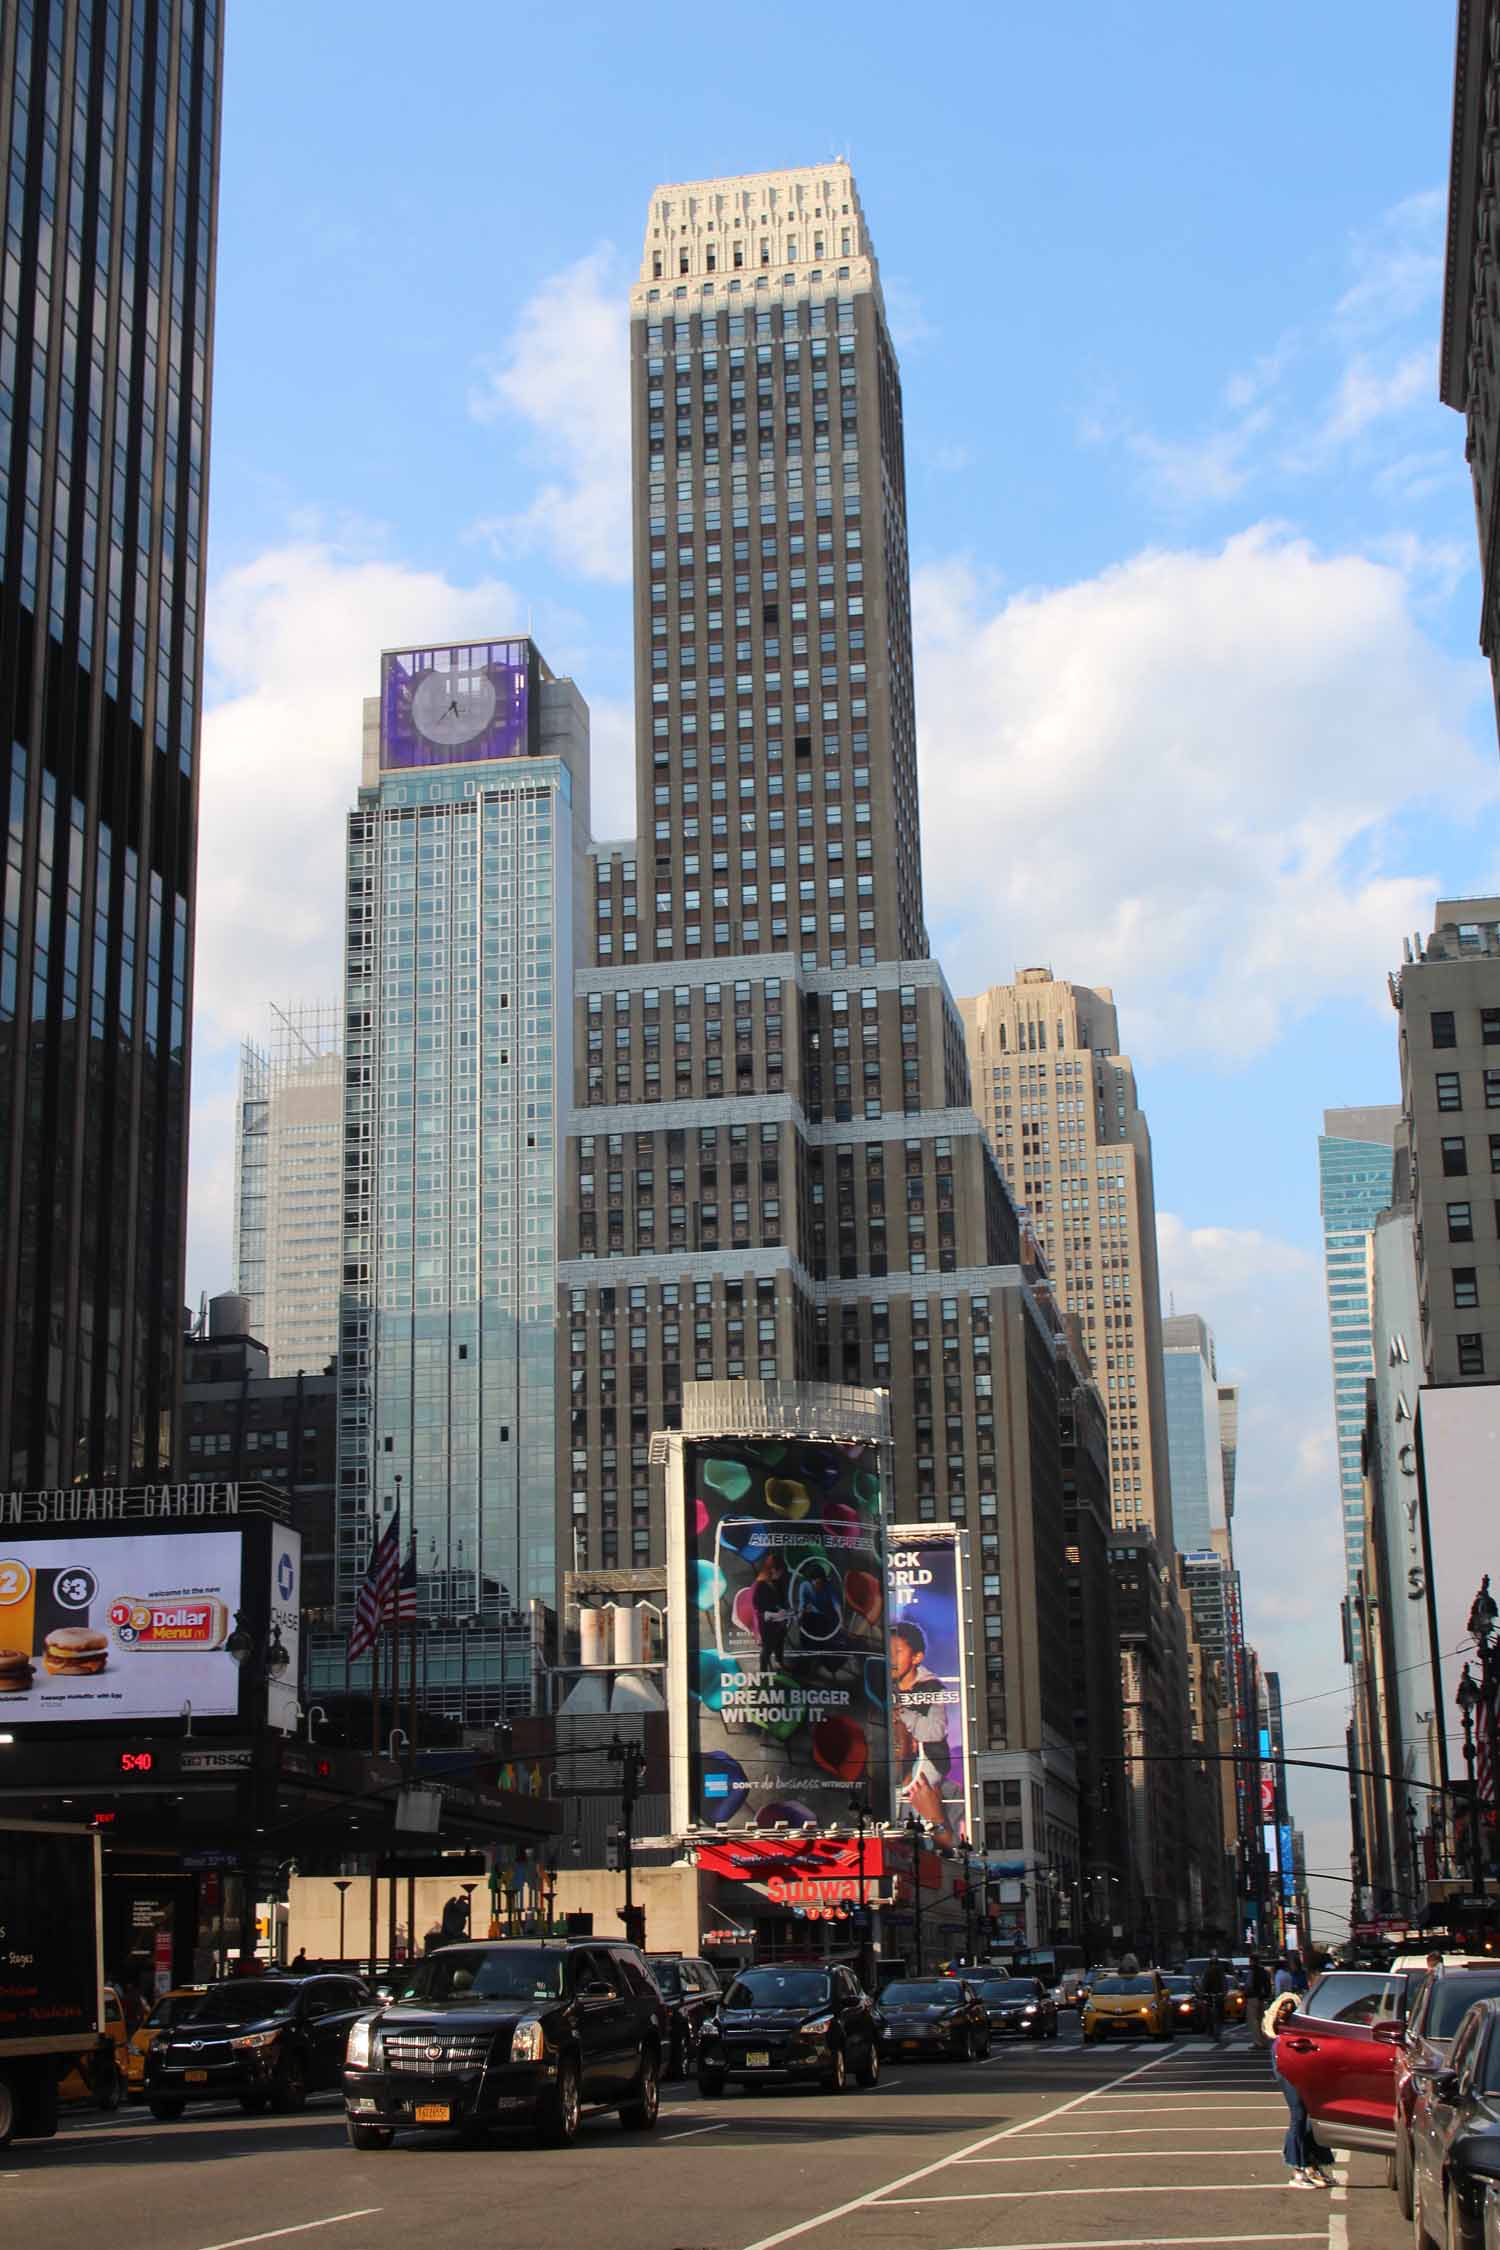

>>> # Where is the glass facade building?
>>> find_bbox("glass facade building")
[233,1003,342,1375]
[0,3,221,1484]
[1318,1107,1401,1599]
[1161,1312,1225,1555]
[316,641,589,1720]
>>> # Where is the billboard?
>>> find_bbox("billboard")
[886,1527,974,1848]
[1416,1384,1500,1777]
[671,1433,889,1831]
[380,641,531,770]
[0,1528,244,1721]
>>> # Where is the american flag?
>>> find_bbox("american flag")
[348,1508,401,1660]
[396,1531,418,1624]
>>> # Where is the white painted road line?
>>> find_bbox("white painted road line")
[953,2150,1284,2164]
[1021,2125,1282,2138]
[663,2121,730,2142]
[943,2236,1326,2250]
[739,2044,1177,2250]
[194,2218,383,2250]
[878,2186,1316,2207]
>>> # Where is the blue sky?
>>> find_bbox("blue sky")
[190,0,1500,1937]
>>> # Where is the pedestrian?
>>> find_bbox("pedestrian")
[1200,1949,1227,2045]
[1266,1989,1334,2188]
[1273,1954,1297,1997]
[1248,1956,1273,2050]
[751,1553,792,1676]
[290,1947,308,1971]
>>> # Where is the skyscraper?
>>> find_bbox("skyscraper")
[321,640,589,1721]
[1161,1312,1226,1555]
[234,1003,342,1376]
[561,167,1082,1888]
[1439,3,1500,745]
[958,971,1173,1542]
[1318,1105,1401,1601]
[0,2,222,1484]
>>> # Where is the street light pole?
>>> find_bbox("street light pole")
[334,1879,353,1966]
[1457,1664,1486,1908]
[848,1785,871,1985]
[905,1811,926,1974]
[957,1838,975,1963]
[608,1733,647,1949]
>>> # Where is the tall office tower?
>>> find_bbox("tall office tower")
[959,970,1173,1541]
[1161,1313,1227,1554]
[1440,3,1500,745]
[1217,1381,1239,1519]
[1318,1105,1401,1601]
[319,640,589,1722]
[562,166,1082,1882]
[1391,899,1500,1383]
[233,1004,342,1375]
[0,3,221,1484]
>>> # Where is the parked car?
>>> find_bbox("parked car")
[1272,1967,1412,2156]
[697,1960,880,2094]
[973,1975,1058,2040]
[343,1939,667,2150]
[123,1986,205,2099]
[146,1973,372,2119]
[1411,1994,1500,2250]
[1083,1971,1174,2042]
[645,1953,722,2080]
[876,1978,991,2061]
[1162,1973,1213,2034]
[1393,1966,1500,2214]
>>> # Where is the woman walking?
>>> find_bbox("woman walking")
[1266,1989,1334,2188]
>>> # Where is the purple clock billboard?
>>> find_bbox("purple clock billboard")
[667,1432,890,1832]
[380,640,532,770]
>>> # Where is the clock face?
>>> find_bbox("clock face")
[409,666,500,748]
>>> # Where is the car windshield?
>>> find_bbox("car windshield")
[394,1949,564,2004]
[1162,1976,1196,1993]
[146,1992,197,2030]
[650,1962,684,1997]
[882,1982,955,2006]
[1094,1975,1156,1996]
[1430,1975,1500,2039]
[982,1979,1041,1999]
[725,1969,829,2009]
[179,1982,299,2024]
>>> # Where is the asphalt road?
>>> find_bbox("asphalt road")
[3,2029,1407,2250]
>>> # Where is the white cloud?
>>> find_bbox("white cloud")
[1313,348,1433,450]
[467,247,630,584]
[882,277,932,349]
[913,526,1496,1060]
[1334,188,1445,335]
[1126,411,1268,509]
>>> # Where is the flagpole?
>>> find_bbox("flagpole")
[367,1488,382,1979]
[387,1477,402,1969]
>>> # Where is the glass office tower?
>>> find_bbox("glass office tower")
[0,3,221,1483]
[318,640,589,1720]
[1318,1106,1401,1600]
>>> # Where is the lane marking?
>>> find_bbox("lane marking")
[953,2150,1284,2164]
[879,2186,1316,2206]
[663,2121,730,2142]
[740,2042,1178,2250]
[944,2236,1326,2250]
[194,2219,382,2250]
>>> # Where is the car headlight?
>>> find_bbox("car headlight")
[1023,2005,1037,2016]
[346,2018,376,2069]
[511,2017,546,2063]
[231,2028,283,2052]
[1137,2005,1151,2017]
[799,2013,834,2038]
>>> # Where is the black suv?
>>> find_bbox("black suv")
[646,1954,723,2079]
[145,1973,372,2118]
[341,1939,667,2149]
[697,1961,880,2094]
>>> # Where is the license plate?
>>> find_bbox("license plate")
[183,2070,209,2083]
[414,2103,450,2123]
[902,2039,921,2050]
[746,2050,770,2068]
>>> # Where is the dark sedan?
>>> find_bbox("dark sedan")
[1411,1995,1500,2250]
[698,1962,881,2094]
[144,1973,371,2118]
[1395,1968,1500,2215]
[645,1954,722,2079]
[1162,1973,1212,2034]
[877,1979,991,2061]
[973,1976,1059,2040]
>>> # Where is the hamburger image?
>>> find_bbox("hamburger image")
[0,1646,34,1693]
[43,1626,109,1677]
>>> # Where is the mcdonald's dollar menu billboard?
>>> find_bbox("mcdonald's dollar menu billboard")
[670,1434,890,1831]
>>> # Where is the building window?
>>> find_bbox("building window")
[1432,1010,1457,1049]
[1437,1072,1463,1111]
[1443,1136,1469,1177]
[1459,1333,1486,1376]
[1453,1267,1480,1309]
[1486,1070,1500,1110]
[1484,1009,1500,1046]
[1448,1201,1475,1243]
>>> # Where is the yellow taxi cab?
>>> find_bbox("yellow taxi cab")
[124,1987,206,2099]
[1223,1978,1247,2025]
[1081,1968,1173,2042]
[59,1982,128,2108]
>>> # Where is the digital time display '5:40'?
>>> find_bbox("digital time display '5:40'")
[119,1750,154,1773]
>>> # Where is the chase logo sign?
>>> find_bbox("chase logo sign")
[276,1551,296,1601]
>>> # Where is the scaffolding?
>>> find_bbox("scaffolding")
[233,1002,343,1375]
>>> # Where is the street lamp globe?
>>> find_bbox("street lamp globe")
[1458,1663,1481,1719]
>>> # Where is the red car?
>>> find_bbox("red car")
[1273,1968,1417,2156]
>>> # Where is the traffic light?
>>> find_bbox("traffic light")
[606,1827,627,1872]
[620,1904,646,1949]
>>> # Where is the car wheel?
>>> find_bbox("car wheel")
[620,2050,660,2132]
[980,2031,992,2059]
[537,2056,581,2148]
[270,2053,308,2114]
[0,2078,14,2151]
[856,2039,880,2088]
[698,2065,726,2098]
[346,2119,394,2151]
[239,2091,269,2114]
[823,2043,847,2094]
[1396,2128,1415,2219]
[148,2098,186,2121]
[95,2060,124,2112]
